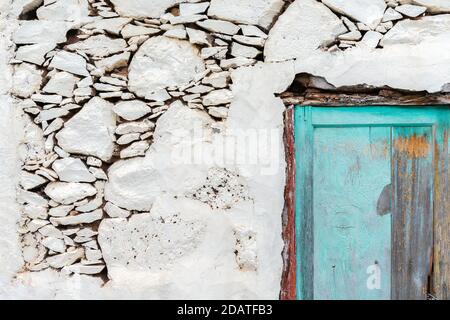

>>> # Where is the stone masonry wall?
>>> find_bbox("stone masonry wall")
[0,0,449,299]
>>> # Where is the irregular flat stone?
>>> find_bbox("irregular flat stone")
[65,263,105,274]
[13,20,71,44]
[220,57,256,69]
[120,141,150,159]
[38,225,64,239]
[382,7,403,22]
[36,0,93,24]
[41,237,66,253]
[52,157,95,183]
[115,119,155,135]
[94,52,130,72]
[265,0,347,62]
[395,4,427,17]
[46,248,84,268]
[240,25,268,38]
[66,35,127,58]
[232,35,265,48]
[31,94,63,104]
[180,2,210,15]
[15,42,57,66]
[128,36,205,98]
[20,171,47,190]
[169,14,207,25]
[56,97,116,161]
[231,42,261,59]
[110,0,182,19]
[186,27,209,45]
[208,106,228,118]
[83,17,131,35]
[196,19,240,35]
[11,63,43,98]
[202,89,233,106]
[381,15,450,47]
[208,0,284,29]
[45,182,97,204]
[85,249,103,261]
[113,100,151,121]
[321,0,386,29]
[406,0,450,13]
[121,24,160,38]
[202,71,230,88]
[43,71,78,97]
[104,202,130,218]
[48,205,74,217]
[50,209,103,226]
[49,51,89,76]
[358,31,383,48]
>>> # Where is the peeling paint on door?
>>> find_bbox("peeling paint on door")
[294,106,450,300]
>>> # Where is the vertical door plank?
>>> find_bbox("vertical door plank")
[295,107,314,300]
[392,127,434,300]
[432,125,450,300]
[313,126,391,299]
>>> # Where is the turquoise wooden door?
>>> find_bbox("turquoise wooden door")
[294,106,450,300]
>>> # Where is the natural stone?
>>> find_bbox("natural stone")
[113,100,151,121]
[13,21,71,44]
[15,42,57,66]
[121,24,160,38]
[128,36,205,98]
[46,248,84,268]
[321,0,386,29]
[56,97,116,161]
[66,35,127,58]
[52,158,95,183]
[44,182,97,204]
[196,20,240,35]
[43,71,78,97]
[202,89,233,106]
[395,4,427,17]
[49,51,89,77]
[110,0,182,19]
[265,0,347,62]
[208,0,284,29]
[50,209,103,226]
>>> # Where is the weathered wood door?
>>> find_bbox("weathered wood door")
[294,106,449,300]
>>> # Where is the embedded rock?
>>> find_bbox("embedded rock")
[395,4,427,17]
[56,97,116,161]
[36,0,92,24]
[11,63,43,98]
[50,209,103,226]
[15,42,57,66]
[208,0,284,29]
[321,0,386,29]
[196,19,240,35]
[42,71,78,97]
[110,0,182,19]
[52,158,95,183]
[13,21,71,44]
[49,51,89,77]
[113,100,151,121]
[66,35,127,58]
[44,182,97,204]
[380,15,450,47]
[404,0,450,13]
[265,0,347,62]
[128,36,205,98]
[105,102,212,211]
[46,248,84,268]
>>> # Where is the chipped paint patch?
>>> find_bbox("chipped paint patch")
[394,134,430,158]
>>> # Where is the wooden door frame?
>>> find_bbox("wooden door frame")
[280,104,450,300]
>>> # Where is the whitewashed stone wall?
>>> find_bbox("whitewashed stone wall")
[0,0,449,299]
